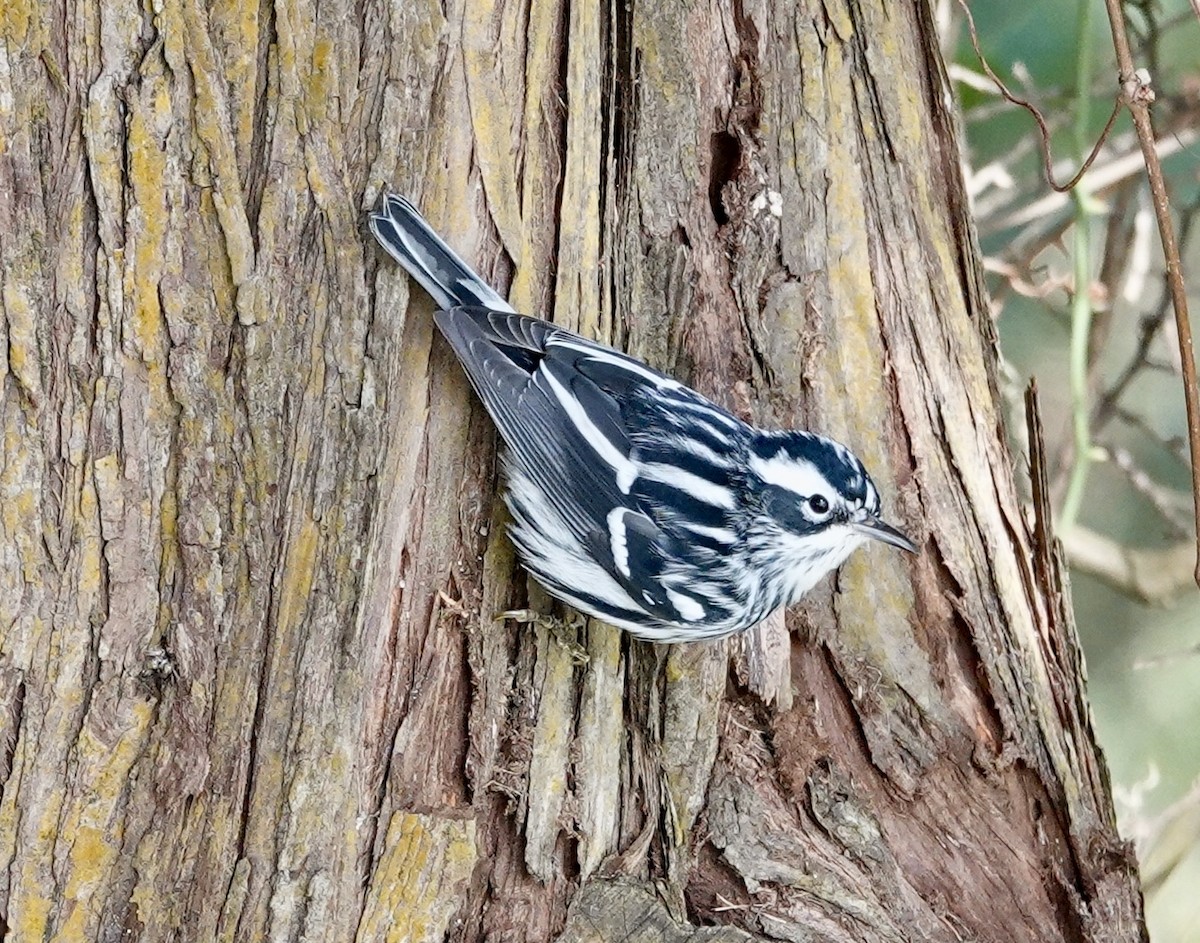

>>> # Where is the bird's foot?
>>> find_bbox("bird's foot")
[496,608,590,664]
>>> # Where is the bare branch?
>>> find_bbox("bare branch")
[1114,404,1191,468]
[1063,525,1196,605]
[982,127,1197,234]
[1137,778,1200,897]
[1100,3,1200,587]
[1093,195,1200,435]
[1100,443,1193,539]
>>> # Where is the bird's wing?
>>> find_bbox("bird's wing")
[435,307,742,627]
[434,307,646,537]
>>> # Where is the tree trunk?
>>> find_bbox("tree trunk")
[0,0,1145,941]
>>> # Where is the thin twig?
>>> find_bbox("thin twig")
[1092,194,1200,431]
[1062,524,1196,605]
[1087,183,1137,371]
[1131,774,1200,897]
[956,0,1123,194]
[982,258,1072,300]
[1101,0,1200,586]
[1113,404,1190,468]
[979,126,1197,236]
[1060,0,1098,530]
[1102,443,1193,539]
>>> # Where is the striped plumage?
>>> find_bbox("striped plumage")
[369,194,916,642]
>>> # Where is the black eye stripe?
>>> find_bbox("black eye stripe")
[763,484,834,533]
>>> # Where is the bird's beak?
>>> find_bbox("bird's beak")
[851,515,919,554]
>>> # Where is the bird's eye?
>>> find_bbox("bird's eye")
[763,485,832,533]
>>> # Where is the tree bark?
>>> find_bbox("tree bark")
[0,0,1145,941]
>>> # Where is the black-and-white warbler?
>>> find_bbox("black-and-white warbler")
[369,194,917,643]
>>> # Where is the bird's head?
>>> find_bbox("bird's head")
[743,432,917,606]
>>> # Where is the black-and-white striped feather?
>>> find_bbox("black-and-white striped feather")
[369,194,916,642]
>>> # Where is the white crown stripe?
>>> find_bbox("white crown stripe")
[749,453,835,499]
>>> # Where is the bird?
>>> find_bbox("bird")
[368,193,917,643]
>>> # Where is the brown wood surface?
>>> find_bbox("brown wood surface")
[0,0,1144,940]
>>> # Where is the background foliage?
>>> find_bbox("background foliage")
[948,1,1200,938]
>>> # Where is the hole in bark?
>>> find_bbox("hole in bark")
[708,130,741,226]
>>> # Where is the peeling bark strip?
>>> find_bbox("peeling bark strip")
[0,0,1142,941]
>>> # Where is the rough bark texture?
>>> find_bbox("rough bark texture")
[0,0,1145,941]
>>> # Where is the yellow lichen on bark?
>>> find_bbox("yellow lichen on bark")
[553,0,604,340]
[524,617,579,880]
[356,812,477,943]
[1,424,40,583]
[126,73,171,366]
[183,0,256,291]
[575,627,624,878]
[2,279,41,400]
[208,0,262,172]
[462,12,523,258]
[506,0,566,315]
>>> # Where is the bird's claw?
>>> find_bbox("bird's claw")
[496,608,590,664]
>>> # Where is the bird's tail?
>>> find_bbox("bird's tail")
[368,193,514,313]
